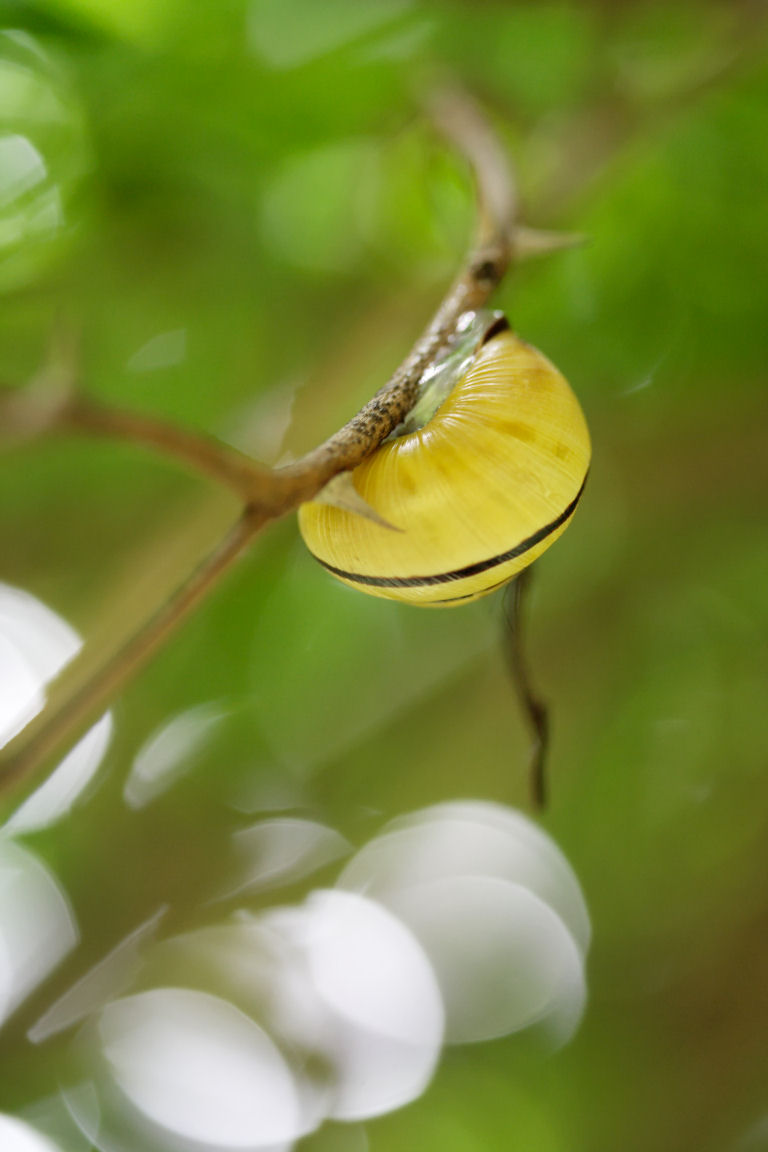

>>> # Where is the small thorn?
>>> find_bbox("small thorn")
[313,472,402,531]
[513,225,587,260]
[0,321,81,448]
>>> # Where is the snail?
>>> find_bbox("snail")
[298,314,590,606]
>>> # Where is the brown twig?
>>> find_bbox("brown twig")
[502,571,549,810]
[0,509,265,804]
[64,396,276,499]
[0,86,519,811]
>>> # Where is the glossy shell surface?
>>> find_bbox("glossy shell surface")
[298,330,591,606]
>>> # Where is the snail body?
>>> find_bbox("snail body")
[298,320,590,606]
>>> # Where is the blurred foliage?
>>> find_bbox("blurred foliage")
[0,1,767,1150]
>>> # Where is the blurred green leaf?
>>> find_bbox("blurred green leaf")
[1,3,767,1150]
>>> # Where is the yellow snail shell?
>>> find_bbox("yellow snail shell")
[298,321,590,606]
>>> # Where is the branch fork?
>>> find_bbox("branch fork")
[0,86,558,810]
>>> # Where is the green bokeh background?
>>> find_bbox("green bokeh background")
[1,1,767,1149]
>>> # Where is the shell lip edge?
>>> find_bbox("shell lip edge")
[305,470,589,591]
